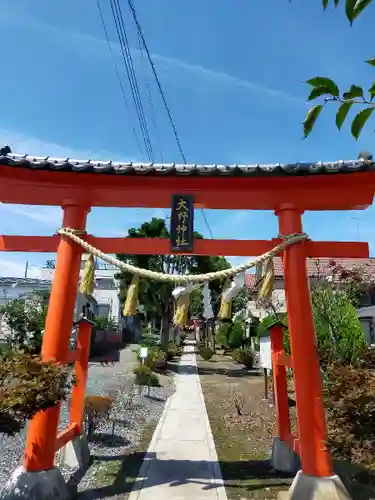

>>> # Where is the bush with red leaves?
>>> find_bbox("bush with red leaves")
[0,349,72,436]
[325,361,375,464]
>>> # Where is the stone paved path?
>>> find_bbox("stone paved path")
[128,340,228,500]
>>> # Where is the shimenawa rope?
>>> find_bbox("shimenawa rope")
[57,228,309,284]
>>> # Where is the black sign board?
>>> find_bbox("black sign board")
[170,194,194,252]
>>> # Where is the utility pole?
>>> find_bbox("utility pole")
[24,261,29,279]
[351,216,360,241]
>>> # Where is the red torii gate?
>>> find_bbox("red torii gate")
[0,150,373,499]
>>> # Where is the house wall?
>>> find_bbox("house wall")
[247,277,286,320]
[41,257,121,324]
[93,277,120,322]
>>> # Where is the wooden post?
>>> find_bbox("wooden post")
[277,208,332,477]
[211,321,216,353]
[24,204,89,472]
[270,324,291,442]
[263,368,269,400]
[69,319,93,433]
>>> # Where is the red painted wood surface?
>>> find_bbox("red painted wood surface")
[270,324,292,443]
[55,423,79,451]
[24,205,88,472]
[278,208,332,478]
[0,165,375,209]
[0,235,369,258]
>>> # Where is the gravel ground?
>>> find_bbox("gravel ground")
[0,345,175,499]
[65,380,174,499]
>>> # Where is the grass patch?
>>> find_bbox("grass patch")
[97,425,154,482]
[199,356,292,499]
[199,354,375,500]
[82,425,155,499]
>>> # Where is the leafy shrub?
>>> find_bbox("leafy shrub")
[146,347,166,370]
[231,348,254,368]
[325,361,375,464]
[136,345,166,370]
[84,394,114,438]
[228,322,244,349]
[141,329,160,346]
[94,316,118,331]
[133,365,160,387]
[199,346,214,360]
[0,298,48,354]
[164,341,180,361]
[312,287,367,364]
[216,323,230,348]
[0,349,72,436]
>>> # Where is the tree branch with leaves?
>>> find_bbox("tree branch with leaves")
[303,0,374,139]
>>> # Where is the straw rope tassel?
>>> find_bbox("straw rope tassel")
[123,275,139,316]
[259,257,274,300]
[219,279,232,320]
[80,254,95,296]
[174,294,189,326]
[219,299,232,320]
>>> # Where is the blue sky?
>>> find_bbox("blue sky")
[0,0,375,277]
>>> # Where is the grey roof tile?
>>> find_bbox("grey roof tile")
[0,149,374,177]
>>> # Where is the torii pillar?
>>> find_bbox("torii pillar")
[276,208,351,500]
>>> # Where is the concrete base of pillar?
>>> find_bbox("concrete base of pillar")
[278,471,352,500]
[55,434,90,469]
[270,437,300,474]
[0,466,70,500]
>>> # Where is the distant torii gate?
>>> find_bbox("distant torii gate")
[0,151,373,499]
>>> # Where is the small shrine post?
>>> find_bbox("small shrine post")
[0,151,374,499]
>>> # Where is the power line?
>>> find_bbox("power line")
[127,0,187,163]
[98,0,214,240]
[111,0,154,160]
[136,30,164,162]
[200,209,214,239]
[109,0,154,160]
[96,0,145,159]
[126,0,214,239]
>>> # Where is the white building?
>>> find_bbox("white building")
[41,254,121,324]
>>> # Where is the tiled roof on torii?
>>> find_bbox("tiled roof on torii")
[0,146,374,177]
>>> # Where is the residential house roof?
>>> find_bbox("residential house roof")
[272,257,375,278]
[0,277,53,286]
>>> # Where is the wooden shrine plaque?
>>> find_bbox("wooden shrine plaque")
[170,194,194,252]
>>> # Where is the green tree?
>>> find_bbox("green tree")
[312,286,367,363]
[304,0,374,139]
[0,296,48,354]
[232,287,249,317]
[116,218,230,346]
